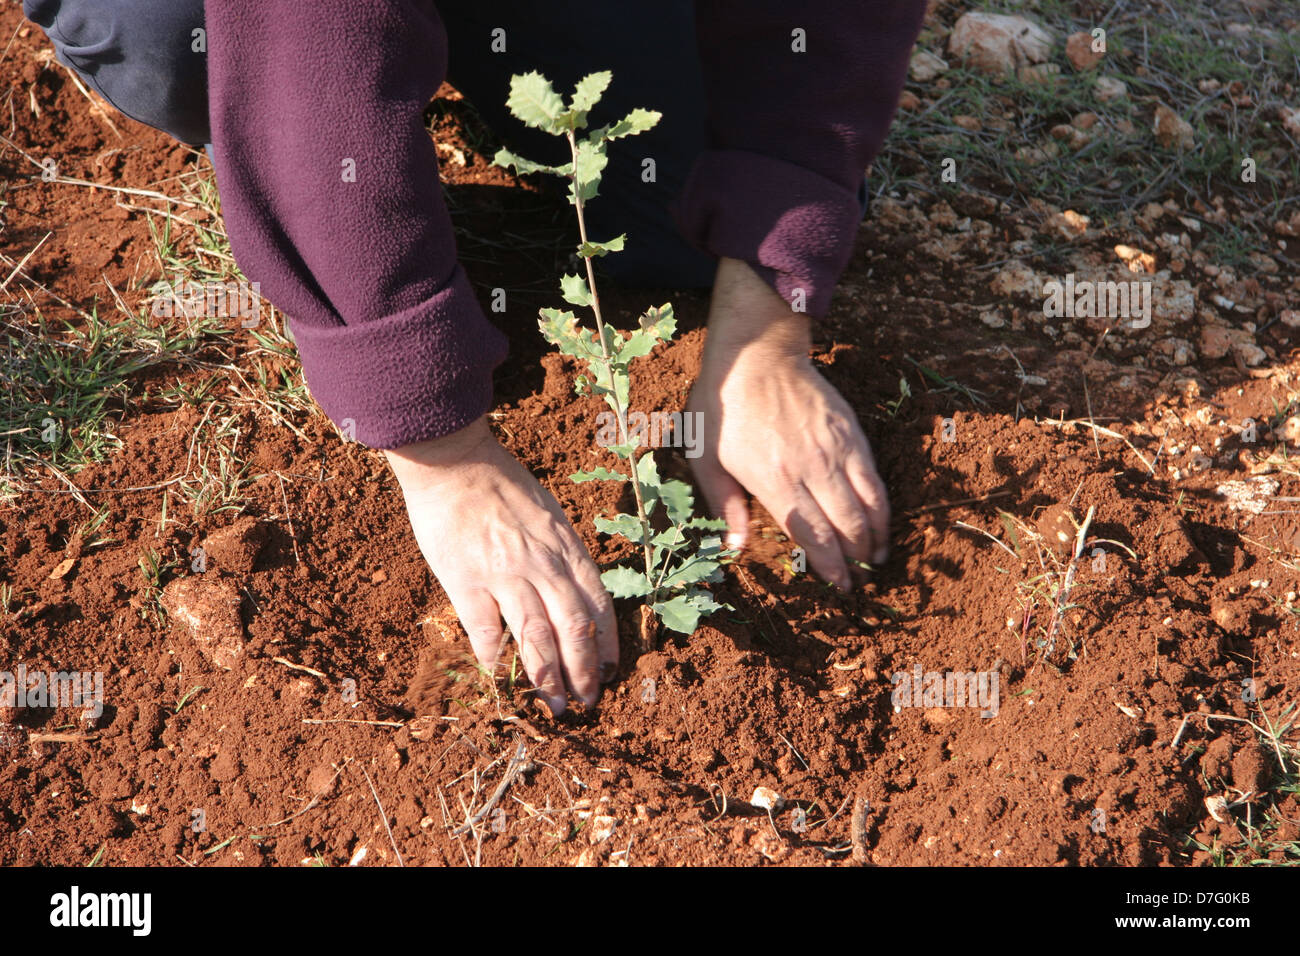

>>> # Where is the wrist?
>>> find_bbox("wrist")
[705,257,812,363]
[383,415,496,487]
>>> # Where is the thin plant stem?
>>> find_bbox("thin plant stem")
[565,129,656,598]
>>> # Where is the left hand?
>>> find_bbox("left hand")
[687,257,891,590]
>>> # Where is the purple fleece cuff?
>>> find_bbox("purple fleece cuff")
[672,149,862,317]
[291,264,508,449]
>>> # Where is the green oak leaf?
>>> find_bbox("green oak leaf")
[650,527,688,549]
[686,516,730,532]
[506,72,565,133]
[634,453,661,516]
[657,478,694,525]
[638,304,676,342]
[600,564,653,599]
[560,274,592,308]
[577,234,626,258]
[492,148,563,177]
[602,108,662,140]
[635,453,662,486]
[570,139,609,203]
[662,557,722,589]
[570,71,612,119]
[653,589,725,634]
[594,513,645,543]
[618,331,657,362]
[653,595,700,634]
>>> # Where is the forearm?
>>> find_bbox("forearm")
[675,1,928,317]
[206,0,508,448]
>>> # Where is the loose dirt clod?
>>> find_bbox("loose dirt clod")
[1215,477,1278,514]
[47,557,77,580]
[160,576,245,668]
[1231,743,1270,793]
[201,516,267,573]
[589,815,617,844]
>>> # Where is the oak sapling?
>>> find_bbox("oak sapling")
[493,71,731,648]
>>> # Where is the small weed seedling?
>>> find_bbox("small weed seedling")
[988,504,1135,668]
[136,546,178,626]
[493,71,730,647]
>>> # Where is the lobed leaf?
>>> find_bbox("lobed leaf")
[577,234,626,259]
[598,324,624,356]
[638,304,677,342]
[695,535,727,560]
[538,308,602,361]
[635,453,662,516]
[570,71,612,119]
[601,564,653,599]
[686,516,730,532]
[657,478,694,525]
[662,555,722,590]
[492,147,563,178]
[570,138,609,204]
[617,330,657,362]
[603,108,662,140]
[560,274,592,308]
[594,513,645,543]
[634,453,662,487]
[650,527,687,549]
[506,72,566,133]
[653,588,725,634]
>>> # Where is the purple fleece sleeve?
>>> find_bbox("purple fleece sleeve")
[205,0,508,449]
[674,0,927,317]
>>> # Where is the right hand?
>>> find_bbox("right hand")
[384,416,617,715]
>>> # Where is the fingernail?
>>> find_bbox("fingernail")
[725,532,744,550]
[873,547,889,565]
[581,687,602,708]
[535,695,564,719]
[599,661,618,684]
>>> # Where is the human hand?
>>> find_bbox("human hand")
[687,257,891,589]
[385,417,617,714]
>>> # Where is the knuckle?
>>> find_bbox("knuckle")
[518,621,554,651]
[555,612,595,645]
[806,525,839,553]
[839,514,871,542]
[806,445,836,476]
[771,460,800,490]
[531,542,570,578]
[466,624,504,651]
[826,415,855,449]
[590,594,615,623]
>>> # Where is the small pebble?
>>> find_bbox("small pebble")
[750,786,785,812]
